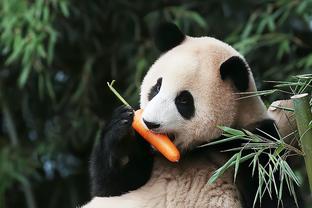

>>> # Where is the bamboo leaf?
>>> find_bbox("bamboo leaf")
[208,154,238,184]
[218,126,246,137]
[197,135,245,148]
[18,65,32,88]
[234,151,241,182]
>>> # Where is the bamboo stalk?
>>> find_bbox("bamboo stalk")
[291,93,312,193]
[2,101,19,146]
[1,93,37,208]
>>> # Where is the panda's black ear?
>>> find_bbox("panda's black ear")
[220,56,250,91]
[153,22,186,52]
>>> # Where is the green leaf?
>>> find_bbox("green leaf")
[273,144,284,156]
[5,35,25,65]
[277,40,290,60]
[252,150,263,176]
[244,129,262,142]
[281,160,300,185]
[234,151,241,182]
[60,1,70,17]
[18,64,32,88]
[37,44,46,58]
[208,154,238,184]
[197,135,245,148]
[47,29,57,64]
[45,73,56,101]
[269,164,278,197]
[267,16,275,31]
[218,126,246,137]
[208,153,256,184]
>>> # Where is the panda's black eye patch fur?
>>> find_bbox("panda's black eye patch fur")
[148,78,162,101]
[175,90,195,119]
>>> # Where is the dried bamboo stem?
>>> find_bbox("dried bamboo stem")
[292,93,312,193]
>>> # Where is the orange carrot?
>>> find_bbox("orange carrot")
[132,109,180,162]
[107,81,180,162]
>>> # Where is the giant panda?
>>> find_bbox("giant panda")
[82,23,303,208]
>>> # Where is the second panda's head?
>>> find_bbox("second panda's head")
[140,23,268,151]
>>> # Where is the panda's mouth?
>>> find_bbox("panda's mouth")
[149,129,176,142]
[167,133,176,142]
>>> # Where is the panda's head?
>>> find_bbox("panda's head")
[140,23,268,151]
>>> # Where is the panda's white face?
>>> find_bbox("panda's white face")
[140,37,244,151]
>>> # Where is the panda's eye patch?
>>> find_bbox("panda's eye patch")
[175,90,195,119]
[148,78,162,101]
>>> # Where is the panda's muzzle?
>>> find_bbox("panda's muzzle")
[142,119,176,142]
[143,119,160,130]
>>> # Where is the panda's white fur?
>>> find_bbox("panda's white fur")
[83,156,241,208]
[82,36,270,208]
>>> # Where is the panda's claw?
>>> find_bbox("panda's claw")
[102,105,135,147]
[121,119,129,125]
[108,105,133,125]
[112,106,133,121]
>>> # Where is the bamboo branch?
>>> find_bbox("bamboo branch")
[1,92,37,208]
[291,93,312,193]
[2,101,18,146]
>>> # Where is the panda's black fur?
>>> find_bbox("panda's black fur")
[89,23,303,208]
[90,106,153,197]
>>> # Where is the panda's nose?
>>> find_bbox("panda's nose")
[143,119,160,130]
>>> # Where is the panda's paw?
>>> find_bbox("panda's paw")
[103,105,134,147]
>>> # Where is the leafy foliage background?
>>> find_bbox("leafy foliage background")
[0,0,311,207]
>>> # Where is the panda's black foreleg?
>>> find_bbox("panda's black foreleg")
[89,105,154,197]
